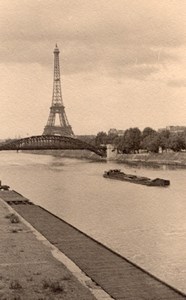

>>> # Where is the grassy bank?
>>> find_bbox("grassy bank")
[23,149,186,166]
[114,152,186,167]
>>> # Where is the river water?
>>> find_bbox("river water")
[0,151,185,293]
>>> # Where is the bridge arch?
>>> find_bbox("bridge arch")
[0,135,106,157]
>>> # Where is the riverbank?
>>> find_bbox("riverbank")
[23,149,186,167]
[0,193,101,300]
[114,152,186,167]
[22,149,105,161]
[59,150,186,167]
[0,190,185,300]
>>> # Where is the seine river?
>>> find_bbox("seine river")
[0,152,185,294]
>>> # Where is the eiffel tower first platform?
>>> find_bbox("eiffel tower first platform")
[43,44,74,136]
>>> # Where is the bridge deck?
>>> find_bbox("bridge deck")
[1,191,185,300]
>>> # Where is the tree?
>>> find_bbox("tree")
[95,132,108,147]
[141,127,159,152]
[158,129,170,151]
[142,127,156,140]
[179,130,186,150]
[142,133,160,153]
[107,133,118,145]
[115,136,125,153]
[78,135,96,146]
[120,127,141,153]
[167,133,184,152]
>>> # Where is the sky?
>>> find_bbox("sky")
[0,0,186,138]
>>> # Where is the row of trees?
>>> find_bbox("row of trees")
[80,127,186,153]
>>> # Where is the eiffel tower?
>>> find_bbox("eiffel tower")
[43,44,74,136]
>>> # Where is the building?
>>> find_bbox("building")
[108,128,125,136]
[158,126,186,134]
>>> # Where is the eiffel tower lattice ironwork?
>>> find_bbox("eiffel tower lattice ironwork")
[43,44,74,136]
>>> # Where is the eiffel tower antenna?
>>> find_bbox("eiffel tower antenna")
[43,44,74,136]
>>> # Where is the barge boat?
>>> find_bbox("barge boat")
[103,169,170,187]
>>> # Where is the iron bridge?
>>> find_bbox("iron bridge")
[0,135,106,157]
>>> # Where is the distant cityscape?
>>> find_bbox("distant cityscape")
[78,125,186,154]
[1,125,186,155]
[109,126,186,136]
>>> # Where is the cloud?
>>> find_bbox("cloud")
[109,64,160,80]
[167,79,186,88]
[0,40,177,81]
[1,0,185,45]
[0,0,185,80]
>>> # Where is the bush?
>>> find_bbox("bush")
[9,280,22,290]
[42,279,64,293]
[5,213,20,224]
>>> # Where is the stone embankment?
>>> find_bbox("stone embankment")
[24,148,186,166]
[112,152,186,167]
[24,149,104,161]
[66,147,186,166]
[0,191,107,300]
[0,189,186,299]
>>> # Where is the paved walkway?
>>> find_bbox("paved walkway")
[0,193,98,300]
[1,190,186,300]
